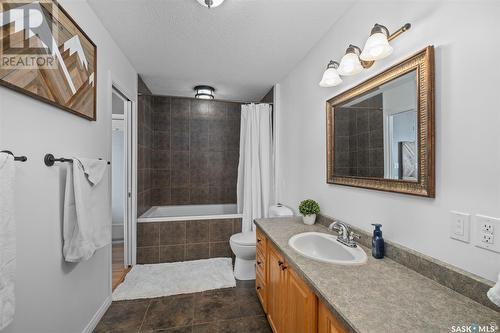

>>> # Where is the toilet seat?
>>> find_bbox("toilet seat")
[230,231,256,246]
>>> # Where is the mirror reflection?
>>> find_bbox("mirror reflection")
[333,70,417,181]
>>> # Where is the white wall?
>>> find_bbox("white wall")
[0,0,137,332]
[277,0,500,282]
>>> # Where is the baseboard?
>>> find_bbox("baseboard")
[82,295,112,333]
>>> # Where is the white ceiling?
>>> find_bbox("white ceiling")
[88,0,353,102]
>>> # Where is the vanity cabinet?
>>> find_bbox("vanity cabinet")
[318,301,348,333]
[257,227,347,333]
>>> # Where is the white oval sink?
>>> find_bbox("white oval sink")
[288,232,367,265]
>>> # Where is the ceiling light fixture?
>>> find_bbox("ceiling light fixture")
[196,0,225,8]
[194,85,215,99]
[319,61,342,87]
[319,22,411,88]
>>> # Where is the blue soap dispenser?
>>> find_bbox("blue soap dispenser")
[371,224,385,259]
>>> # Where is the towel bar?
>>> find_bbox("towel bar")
[44,153,110,166]
[1,150,28,162]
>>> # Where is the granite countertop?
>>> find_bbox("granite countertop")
[255,217,500,333]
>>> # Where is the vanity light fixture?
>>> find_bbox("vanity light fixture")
[196,0,225,8]
[319,61,342,87]
[319,23,411,87]
[194,85,215,99]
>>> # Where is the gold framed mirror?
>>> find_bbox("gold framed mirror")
[326,46,435,197]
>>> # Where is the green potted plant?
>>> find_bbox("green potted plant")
[298,199,320,225]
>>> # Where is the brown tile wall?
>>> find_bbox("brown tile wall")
[137,76,154,216]
[138,75,152,95]
[334,93,384,178]
[149,96,242,206]
[137,218,242,264]
[260,87,274,103]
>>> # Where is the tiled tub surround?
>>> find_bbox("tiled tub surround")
[150,96,242,206]
[255,217,500,333]
[137,76,154,216]
[137,218,242,264]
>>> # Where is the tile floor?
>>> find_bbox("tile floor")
[94,280,271,333]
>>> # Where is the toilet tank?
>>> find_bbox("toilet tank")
[269,204,293,217]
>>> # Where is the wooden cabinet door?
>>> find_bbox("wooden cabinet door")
[318,301,348,333]
[267,242,285,333]
[283,264,317,333]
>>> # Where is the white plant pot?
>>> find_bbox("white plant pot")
[302,214,316,225]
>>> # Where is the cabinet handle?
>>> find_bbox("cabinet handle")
[256,286,261,290]
[278,260,284,267]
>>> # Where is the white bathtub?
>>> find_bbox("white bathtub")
[138,204,242,222]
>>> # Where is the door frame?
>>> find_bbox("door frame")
[107,72,137,293]
[111,90,130,266]
[384,109,417,179]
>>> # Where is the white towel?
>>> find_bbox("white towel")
[487,273,500,307]
[0,153,16,330]
[63,158,110,262]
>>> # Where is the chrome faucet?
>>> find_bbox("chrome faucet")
[328,221,360,248]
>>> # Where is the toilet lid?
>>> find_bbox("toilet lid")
[231,231,256,246]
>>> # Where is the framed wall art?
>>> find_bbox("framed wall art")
[0,0,97,120]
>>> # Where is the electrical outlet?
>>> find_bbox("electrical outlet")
[481,223,494,234]
[450,211,470,243]
[474,215,500,253]
[481,233,494,244]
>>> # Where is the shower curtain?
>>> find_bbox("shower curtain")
[237,103,274,232]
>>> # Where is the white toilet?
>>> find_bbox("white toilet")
[230,204,294,280]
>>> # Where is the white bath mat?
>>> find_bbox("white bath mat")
[112,257,236,301]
